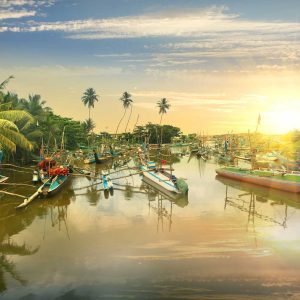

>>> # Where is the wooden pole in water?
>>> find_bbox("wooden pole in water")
[15,190,41,209]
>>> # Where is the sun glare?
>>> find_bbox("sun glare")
[264,110,299,134]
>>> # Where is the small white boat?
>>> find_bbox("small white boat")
[141,164,180,194]
[137,148,188,195]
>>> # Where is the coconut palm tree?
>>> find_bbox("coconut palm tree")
[82,118,96,134]
[124,95,134,133]
[115,91,133,135]
[157,98,170,144]
[0,75,13,92]
[0,76,33,153]
[0,110,33,152]
[81,88,99,120]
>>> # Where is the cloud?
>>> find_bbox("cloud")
[0,0,54,8]
[0,9,35,20]
[1,5,299,37]
[0,0,54,20]
[132,90,262,113]
[1,5,300,71]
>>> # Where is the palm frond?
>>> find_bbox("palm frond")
[0,75,14,90]
[1,128,32,151]
[0,133,16,152]
[0,119,19,131]
[0,110,34,123]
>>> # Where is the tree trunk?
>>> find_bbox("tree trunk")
[159,114,163,145]
[124,105,132,133]
[115,108,127,136]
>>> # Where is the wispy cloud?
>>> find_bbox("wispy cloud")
[0,0,54,20]
[132,90,265,113]
[0,9,35,20]
[2,5,300,69]
[1,6,299,38]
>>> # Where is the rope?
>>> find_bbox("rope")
[0,168,32,174]
[0,164,35,171]
[0,182,36,188]
[0,190,27,198]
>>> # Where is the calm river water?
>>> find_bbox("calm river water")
[1,152,300,299]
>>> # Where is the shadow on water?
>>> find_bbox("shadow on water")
[0,176,76,292]
[216,175,300,230]
[0,198,42,293]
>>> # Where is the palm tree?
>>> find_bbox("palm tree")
[81,88,99,120]
[0,110,33,152]
[157,98,170,144]
[0,76,33,153]
[124,95,134,133]
[0,75,13,92]
[115,91,133,135]
[82,118,96,134]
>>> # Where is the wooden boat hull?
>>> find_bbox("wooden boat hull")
[84,154,113,164]
[216,168,300,193]
[41,175,70,197]
[141,166,180,194]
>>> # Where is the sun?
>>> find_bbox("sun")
[263,110,299,134]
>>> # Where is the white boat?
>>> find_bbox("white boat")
[137,147,188,195]
[140,164,180,194]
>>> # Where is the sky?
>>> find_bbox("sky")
[0,0,300,134]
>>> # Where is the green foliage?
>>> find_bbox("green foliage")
[133,123,181,144]
[0,77,89,162]
[157,98,170,115]
[82,118,96,134]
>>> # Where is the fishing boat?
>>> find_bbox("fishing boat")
[102,171,113,191]
[16,167,70,209]
[102,172,113,190]
[40,169,70,197]
[84,150,113,164]
[137,148,188,195]
[0,175,8,184]
[216,166,300,193]
[32,158,56,183]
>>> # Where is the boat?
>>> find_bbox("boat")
[33,158,57,183]
[84,150,113,164]
[102,171,113,191]
[40,172,70,197]
[137,148,188,195]
[0,175,9,184]
[16,169,70,209]
[216,166,300,193]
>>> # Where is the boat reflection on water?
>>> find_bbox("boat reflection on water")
[112,176,188,232]
[216,175,300,230]
[39,190,74,240]
[141,179,189,232]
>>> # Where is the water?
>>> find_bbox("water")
[1,154,300,299]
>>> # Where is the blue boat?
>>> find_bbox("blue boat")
[40,174,70,197]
